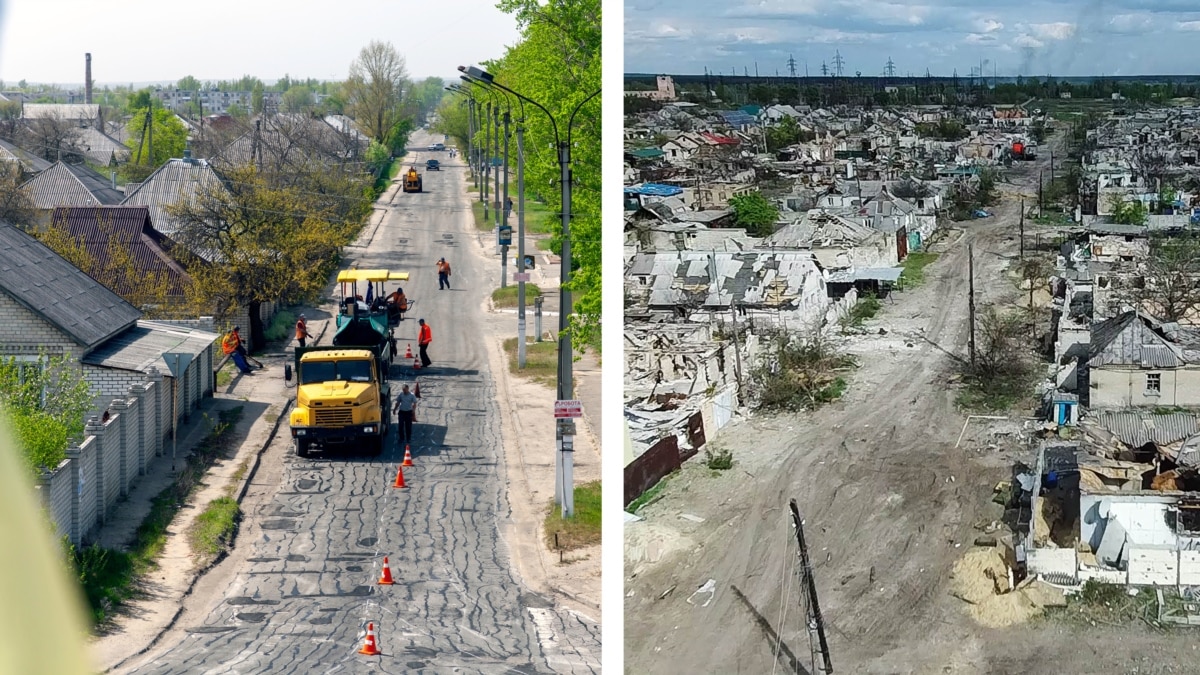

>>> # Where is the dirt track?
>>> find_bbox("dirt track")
[625,140,1200,674]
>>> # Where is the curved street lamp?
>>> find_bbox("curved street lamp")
[459,64,600,517]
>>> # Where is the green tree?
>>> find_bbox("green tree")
[122,107,188,180]
[344,41,410,144]
[729,192,780,237]
[281,85,314,113]
[251,82,264,115]
[0,353,93,474]
[490,0,601,351]
[126,88,153,113]
[0,162,37,230]
[1110,194,1148,225]
[167,165,361,347]
[364,140,391,176]
[177,75,202,92]
[405,76,447,125]
[226,102,248,120]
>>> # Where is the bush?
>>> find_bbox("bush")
[705,447,733,470]
[842,293,881,328]
[264,310,296,343]
[752,332,856,411]
[191,497,241,558]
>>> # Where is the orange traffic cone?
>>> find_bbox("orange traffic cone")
[358,622,381,655]
[402,445,414,467]
[378,557,395,585]
[405,343,413,359]
[393,464,408,489]
[413,355,421,370]
[414,381,421,398]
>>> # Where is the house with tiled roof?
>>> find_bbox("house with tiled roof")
[1078,311,1200,409]
[0,138,52,175]
[119,155,226,238]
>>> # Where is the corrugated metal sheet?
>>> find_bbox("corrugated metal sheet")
[81,320,217,373]
[21,103,98,120]
[1090,311,1183,367]
[0,221,140,348]
[0,138,51,173]
[72,127,130,166]
[47,206,190,296]
[120,158,225,237]
[22,161,123,208]
[1093,412,1199,447]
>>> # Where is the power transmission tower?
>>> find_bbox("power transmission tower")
[926,67,932,78]
[820,61,829,77]
[787,54,798,78]
[885,57,896,78]
[789,500,833,675]
[833,50,845,77]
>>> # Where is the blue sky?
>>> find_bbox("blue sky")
[625,0,1200,77]
[0,0,518,85]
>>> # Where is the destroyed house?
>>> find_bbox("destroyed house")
[1078,311,1200,409]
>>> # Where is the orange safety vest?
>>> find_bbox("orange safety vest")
[437,261,451,275]
[418,324,432,345]
[295,319,308,339]
[394,293,408,311]
[222,331,240,355]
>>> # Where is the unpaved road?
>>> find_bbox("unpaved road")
[625,137,1200,674]
[119,131,599,674]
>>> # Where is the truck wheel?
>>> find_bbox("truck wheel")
[296,438,310,458]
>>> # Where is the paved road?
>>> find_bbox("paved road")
[125,131,600,674]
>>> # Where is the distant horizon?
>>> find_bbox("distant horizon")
[2,76,453,90]
[625,71,1200,80]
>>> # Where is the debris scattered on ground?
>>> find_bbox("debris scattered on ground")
[660,586,675,600]
[951,549,1065,627]
[679,513,705,523]
[687,579,716,607]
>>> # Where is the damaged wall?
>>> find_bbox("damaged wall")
[1091,367,1200,409]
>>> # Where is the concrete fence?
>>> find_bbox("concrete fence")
[35,355,211,547]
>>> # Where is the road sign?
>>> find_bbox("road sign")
[162,352,193,378]
[554,400,583,418]
[514,272,531,282]
[498,224,513,246]
[523,255,536,269]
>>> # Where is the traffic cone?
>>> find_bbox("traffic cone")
[413,355,421,370]
[358,622,381,655]
[393,464,408,489]
[402,445,414,467]
[414,381,421,398]
[405,343,413,359]
[378,557,395,585]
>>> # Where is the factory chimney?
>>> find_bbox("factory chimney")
[85,53,93,104]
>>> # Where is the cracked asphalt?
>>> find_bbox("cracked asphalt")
[123,131,600,674]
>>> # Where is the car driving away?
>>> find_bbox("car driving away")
[425,159,440,171]
[428,142,445,151]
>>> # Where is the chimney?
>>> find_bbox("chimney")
[85,53,93,104]
[183,140,193,162]
[111,171,116,190]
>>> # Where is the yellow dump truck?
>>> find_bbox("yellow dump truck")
[288,347,390,458]
[402,167,422,193]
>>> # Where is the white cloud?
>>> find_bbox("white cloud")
[974,18,1004,33]
[1106,14,1154,33]
[1014,34,1045,49]
[1178,21,1200,31]
[964,33,997,44]
[1030,22,1076,40]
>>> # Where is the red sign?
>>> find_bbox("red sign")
[554,400,583,418]
[514,273,531,282]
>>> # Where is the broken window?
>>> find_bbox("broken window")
[1147,372,1162,394]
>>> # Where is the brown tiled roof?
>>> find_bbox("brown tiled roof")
[47,206,191,297]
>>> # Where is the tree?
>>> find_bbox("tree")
[281,85,315,113]
[0,99,22,140]
[251,82,264,115]
[0,352,93,474]
[728,192,780,237]
[344,41,410,144]
[489,0,601,351]
[1109,194,1148,225]
[0,162,36,230]
[1125,234,1200,322]
[404,76,446,125]
[166,165,359,347]
[122,107,188,181]
[17,113,84,163]
[364,140,391,177]
[177,75,202,92]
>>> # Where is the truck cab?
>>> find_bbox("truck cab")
[289,348,390,457]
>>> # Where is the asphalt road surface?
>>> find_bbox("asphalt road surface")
[124,131,600,674]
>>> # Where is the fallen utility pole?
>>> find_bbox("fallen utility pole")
[789,499,833,675]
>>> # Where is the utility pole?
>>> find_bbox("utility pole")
[500,107,510,289]
[483,101,491,220]
[493,104,502,243]
[1038,169,1044,213]
[556,135,575,517]
[146,105,153,166]
[789,499,833,675]
[516,114,528,367]
[728,301,744,405]
[968,244,977,367]
[1019,197,1025,259]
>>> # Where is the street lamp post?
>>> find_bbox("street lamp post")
[482,101,490,219]
[459,65,599,518]
[500,107,511,290]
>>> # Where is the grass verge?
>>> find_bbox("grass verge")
[841,294,882,328]
[626,471,675,513]
[73,406,243,626]
[472,200,493,232]
[544,480,601,552]
[264,309,296,343]
[1043,580,1158,627]
[215,363,233,388]
[189,497,241,562]
[502,337,557,389]
[897,252,940,289]
[492,284,542,308]
[535,237,555,252]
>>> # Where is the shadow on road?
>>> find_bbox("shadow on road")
[730,584,812,675]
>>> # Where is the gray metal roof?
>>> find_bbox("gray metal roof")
[21,103,98,120]
[0,138,52,173]
[22,161,124,208]
[1089,311,1183,367]
[120,158,224,237]
[72,127,130,166]
[81,320,217,374]
[827,267,904,283]
[0,220,141,348]
[1092,412,1199,448]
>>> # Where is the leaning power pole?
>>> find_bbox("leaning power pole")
[789,499,833,675]
[968,244,977,367]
